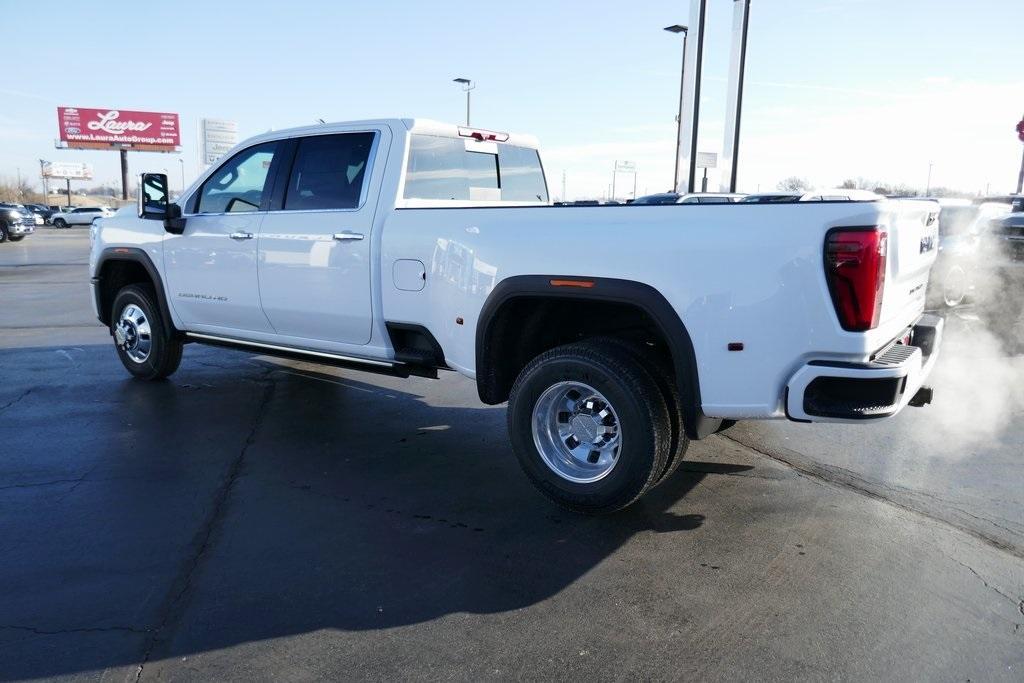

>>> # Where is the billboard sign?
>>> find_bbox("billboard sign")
[57,107,181,151]
[42,161,93,180]
[200,118,238,166]
[614,160,637,173]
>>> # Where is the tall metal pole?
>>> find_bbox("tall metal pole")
[39,160,48,201]
[665,26,689,193]
[453,78,474,126]
[119,149,129,201]
[676,0,707,194]
[720,0,751,192]
[611,166,617,201]
[926,161,933,195]
[179,158,185,195]
[632,171,637,200]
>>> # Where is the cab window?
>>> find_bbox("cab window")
[403,134,548,202]
[197,142,278,213]
[283,133,375,211]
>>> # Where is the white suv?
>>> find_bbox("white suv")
[51,206,115,228]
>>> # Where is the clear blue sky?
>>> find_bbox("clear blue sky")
[2,0,1021,198]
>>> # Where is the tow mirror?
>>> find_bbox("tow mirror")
[138,172,185,234]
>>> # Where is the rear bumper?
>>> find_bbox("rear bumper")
[785,314,943,422]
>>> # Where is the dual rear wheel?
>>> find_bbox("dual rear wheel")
[508,340,689,514]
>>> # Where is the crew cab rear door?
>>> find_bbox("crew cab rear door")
[256,128,387,345]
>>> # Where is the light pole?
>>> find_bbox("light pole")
[178,158,185,195]
[664,25,688,193]
[453,77,474,126]
[926,161,934,195]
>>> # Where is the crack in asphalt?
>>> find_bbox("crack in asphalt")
[0,388,32,412]
[719,433,1024,561]
[935,550,1024,635]
[0,624,149,636]
[132,372,275,682]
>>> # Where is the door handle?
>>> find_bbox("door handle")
[229,231,254,240]
[333,231,364,241]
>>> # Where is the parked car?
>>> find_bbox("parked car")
[50,206,116,228]
[677,193,745,204]
[632,192,680,205]
[973,194,1024,213]
[90,117,941,513]
[740,192,803,203]
[0,203,36,242]
[21,203,53,224]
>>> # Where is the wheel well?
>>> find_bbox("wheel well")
[96,260,154,326]
[476,296,673,405]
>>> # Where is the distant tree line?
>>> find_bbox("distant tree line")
[776,175,975,197]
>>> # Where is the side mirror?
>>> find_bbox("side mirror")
[137,172,185,234]
[138,173,169,219]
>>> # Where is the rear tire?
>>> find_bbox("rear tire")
[111,284,183,380]
[508,341,671,514]
[588,337,690,483]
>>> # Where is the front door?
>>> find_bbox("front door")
[257,130,382,345]
[164,140,281,334]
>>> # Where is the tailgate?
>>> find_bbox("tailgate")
[878,199,939,327]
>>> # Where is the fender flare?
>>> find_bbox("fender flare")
[93,247,177,333]
[475,275,718,439]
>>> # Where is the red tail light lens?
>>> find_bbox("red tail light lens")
[824,228,887,331]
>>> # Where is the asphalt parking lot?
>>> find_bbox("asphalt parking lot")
[2,230,1023,681]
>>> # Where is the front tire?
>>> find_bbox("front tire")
[53,218,67,229]
[111,284,183,380]
[508,342,671,514]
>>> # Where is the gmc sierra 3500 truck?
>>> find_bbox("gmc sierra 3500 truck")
[89,118,942,513]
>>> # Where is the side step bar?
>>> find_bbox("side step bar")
[184,332,437,379]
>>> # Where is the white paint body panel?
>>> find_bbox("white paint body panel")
[91,118,940,422]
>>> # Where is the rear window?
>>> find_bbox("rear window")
[403,134,548,202]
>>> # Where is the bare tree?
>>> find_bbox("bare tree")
[777,176,811,192]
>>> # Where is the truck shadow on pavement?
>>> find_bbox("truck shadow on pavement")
[0,344,751,679]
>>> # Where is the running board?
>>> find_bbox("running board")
[184,332,436,379]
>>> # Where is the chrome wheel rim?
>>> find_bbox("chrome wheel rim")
[114,303,152,363]
[531,381,621,483]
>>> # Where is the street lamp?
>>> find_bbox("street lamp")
[664,25,688,193]
[452,77,475,126]
[178,158,185,194]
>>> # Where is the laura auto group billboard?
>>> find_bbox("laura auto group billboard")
[57,107,181,152]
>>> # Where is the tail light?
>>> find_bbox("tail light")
[824,227,887,331]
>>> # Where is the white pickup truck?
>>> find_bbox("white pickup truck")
[90,118,942,513]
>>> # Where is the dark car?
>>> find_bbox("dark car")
[632,192,680,205]
[739,193,802,203]
[973,194,1024,213]
[21,203,57,223]
[0,203,36,243]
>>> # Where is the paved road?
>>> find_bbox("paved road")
[1,232,1023,681]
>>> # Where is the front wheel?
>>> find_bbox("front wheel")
[508,341,671,514]
[53,218,67,229]
[111,284,183,380]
